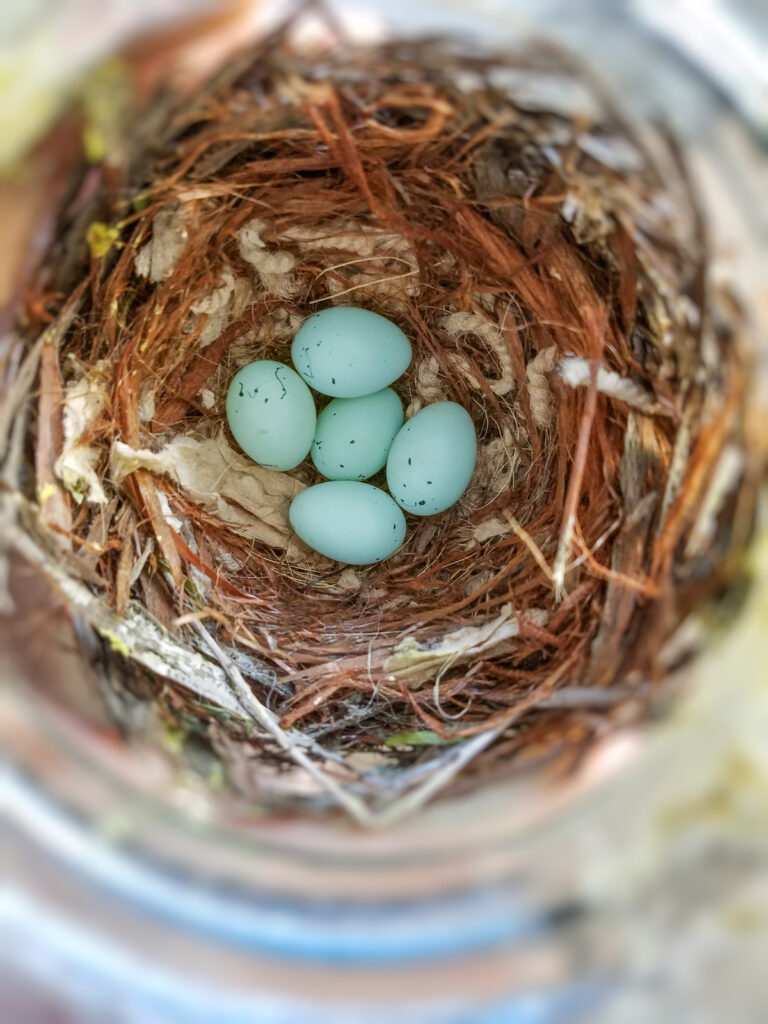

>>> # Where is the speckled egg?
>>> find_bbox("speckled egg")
[226,360,316,470]
[311,388,404,481]
[289,481,406,564]
[386,401,477,515]
[291,306,412,397]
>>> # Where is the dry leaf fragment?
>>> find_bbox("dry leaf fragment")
[238,218,298,298]
[384,604,549,686]
[135,206,189,282]
[110,434,303,549]
[472,516,510,543]
[189,268,253,348]
[54,364,108,504]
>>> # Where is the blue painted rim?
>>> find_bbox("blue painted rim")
[3,888,605,1024]
[5,767,549,964]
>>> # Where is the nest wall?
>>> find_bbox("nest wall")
[5,28,754,816]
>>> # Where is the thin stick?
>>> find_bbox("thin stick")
[374,729,502,827]
[501,509,553,581]
[551,310,605,598]
[192,621,375,826]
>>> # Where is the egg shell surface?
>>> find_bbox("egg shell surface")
[311,388,404,481]
[289,481,406,564]
[386,401,477,516]
[291,306,412,397]
[226,360,316,470]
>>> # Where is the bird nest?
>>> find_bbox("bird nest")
[1,16,755,824]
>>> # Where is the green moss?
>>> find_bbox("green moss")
[103,630,132,658]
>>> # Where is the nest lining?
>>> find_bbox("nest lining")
[3,23,754,822]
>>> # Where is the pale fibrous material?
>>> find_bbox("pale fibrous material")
[440,312,516,396]
[558,357,664,415]
[55,362,109,504]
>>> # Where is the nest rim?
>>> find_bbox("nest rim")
[2,15,756,823]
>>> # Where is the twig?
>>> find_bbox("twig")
[0,288,85,468]
[192,621,375,826]
[552,309,606,598]
[373,729,502,827]
[501,509,553,581]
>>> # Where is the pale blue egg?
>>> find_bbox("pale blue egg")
[289,481,406,564]
[226,360,316,470]
[291,306,412,397]
[311,388,404,481]
[386,402,477,515]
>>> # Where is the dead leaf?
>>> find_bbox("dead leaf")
[238,218,298,298]
[189,268,253,348]
[384,604,549,686]
[135,206,189,282]
[110,433,312,555]
[55,363,108,504]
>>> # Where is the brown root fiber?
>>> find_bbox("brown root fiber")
[6,18,754,818]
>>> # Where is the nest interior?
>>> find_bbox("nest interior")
[3,21,754,822]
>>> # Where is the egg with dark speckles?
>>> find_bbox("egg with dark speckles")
[289,481,406,564]
[311,388,403,481]
[291,306,412,397]
[386,402,477,515]
[226,360,316,470]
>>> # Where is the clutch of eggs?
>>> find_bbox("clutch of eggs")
[225,306,477,564]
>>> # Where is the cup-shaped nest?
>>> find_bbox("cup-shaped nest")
[7,27,754,819]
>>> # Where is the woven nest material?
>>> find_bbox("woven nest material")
[1,18,756,823]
